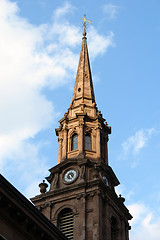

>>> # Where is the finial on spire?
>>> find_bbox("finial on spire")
[81,14,91,36]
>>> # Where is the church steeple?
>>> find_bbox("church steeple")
[72,29,95,108]
[31,18,132,240]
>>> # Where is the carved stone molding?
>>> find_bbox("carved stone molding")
[80,166,86,180]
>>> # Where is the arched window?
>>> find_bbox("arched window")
[58,208,73,240]
[85,133,91,150]
[111,216,119,240]
[71,134,78,151]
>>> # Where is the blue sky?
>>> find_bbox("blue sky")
[0,0,160,239]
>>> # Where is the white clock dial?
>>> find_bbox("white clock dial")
[103,176,109,186]
[64,170,77,182]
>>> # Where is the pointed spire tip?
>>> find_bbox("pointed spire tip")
[83,28,87,37]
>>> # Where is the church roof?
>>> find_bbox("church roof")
[0,174,67,240]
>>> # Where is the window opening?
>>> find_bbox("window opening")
[71,134,78,150]
[85,133,91,150]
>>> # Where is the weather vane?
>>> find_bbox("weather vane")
[81,14,91,34]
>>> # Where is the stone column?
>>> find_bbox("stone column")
[62,128,67,160]
[76,195,86,240]
[78,118,84,158]
[81,196,87,240]
[58,137,63,164]
[121,219,126,240]
[105,136,109,165]
[92,192,101,239]
[92,129,96,152]
[96,127,101,159]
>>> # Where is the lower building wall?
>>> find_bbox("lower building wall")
[0,216,33,240]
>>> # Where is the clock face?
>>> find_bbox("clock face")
[64,170,77,183]
[103,176,109,186]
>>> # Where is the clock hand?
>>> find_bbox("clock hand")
[69,174,73,179]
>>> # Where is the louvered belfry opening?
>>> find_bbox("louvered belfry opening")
[58,208,73,240]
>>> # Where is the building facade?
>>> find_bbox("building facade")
[31,28,132,240]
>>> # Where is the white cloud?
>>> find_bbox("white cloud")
[88,27,114,59]
[122,128,155,155]
[2,141,50,197]
[128,202,147,226]
[0,0,114,196]
[103,3,119,20]
[115,185,160,240]
[128,202,160,240]
[113,183,160,240]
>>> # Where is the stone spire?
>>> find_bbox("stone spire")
[55,22,111,163]
[71,28,95,110]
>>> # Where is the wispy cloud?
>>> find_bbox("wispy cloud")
[103,3,119,20]
[88,27,114,59]
[0,0,114,197]
[53,2,74,20]
[122,128,155,155]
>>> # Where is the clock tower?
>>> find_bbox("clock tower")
[31,25,132,240]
